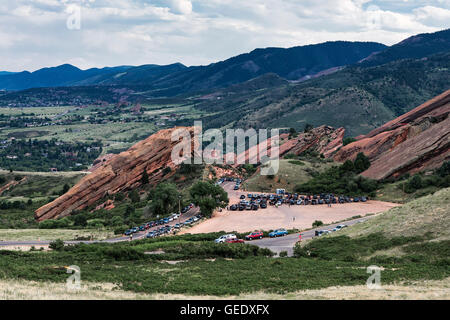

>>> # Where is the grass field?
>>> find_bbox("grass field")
[0,229,114,241]
[0,107,70,117]
[243,159,335,193]
[1,277,448,300]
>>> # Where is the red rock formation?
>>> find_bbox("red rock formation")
[280,125,345,158]
[35,127,195,221]
[94,199,115,211]
[334,90,450,180]
[89,154,115,172]
[227,126,344,168]
[0,177,27,195]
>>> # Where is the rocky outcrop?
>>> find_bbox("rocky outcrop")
[334,90,450,180]
[0,177,27,195]
[227,126,344,167]
[280,125,345,158]
[35,127,195,221]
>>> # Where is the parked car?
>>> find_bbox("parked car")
[240,195,246,199]
[245,231,264,240]
[124,229,132,236]
[146,231,156,238]
[215,234,237,243]
[260,202,267,209]
[269,229,289,237]
[332,224,347,232]
[181,207,189,213]
[230,204,237,211]
[233,185,239,190]
[225,237,245,244]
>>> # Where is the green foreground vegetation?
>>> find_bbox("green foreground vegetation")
[0,187,448,296]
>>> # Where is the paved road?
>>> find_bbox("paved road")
[0,207,199,247]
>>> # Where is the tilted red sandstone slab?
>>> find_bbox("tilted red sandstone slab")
[35,127,195,221]
[335,90,450,178]
[362,116,450,180]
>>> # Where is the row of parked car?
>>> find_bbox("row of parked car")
[214,228,289,243]
[124,213,180,236]
[235,192,368,207]
[315,224,347,236]
[146,214,204,238]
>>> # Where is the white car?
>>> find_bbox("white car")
[332,224,347,232]
[214,234,237,243]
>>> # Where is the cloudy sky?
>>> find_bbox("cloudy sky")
[0,0,449,72]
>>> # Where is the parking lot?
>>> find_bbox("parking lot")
[182,182,400,234]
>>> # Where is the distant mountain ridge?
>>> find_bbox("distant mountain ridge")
[0,41,386,91]
[359,28,450,67]
[0,64,134,91]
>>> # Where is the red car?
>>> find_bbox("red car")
[225,238,245,244]
[245,231,264,240]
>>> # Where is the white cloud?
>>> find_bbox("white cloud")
[169,0,192,15]
[0,0,448,71]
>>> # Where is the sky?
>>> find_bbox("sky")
[0,0,449,72]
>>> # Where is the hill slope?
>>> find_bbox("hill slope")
[335,187,450,240]
[360,28,450,67]
[198,51,450,136]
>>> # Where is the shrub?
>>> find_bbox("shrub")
[128,190,140,203]
[279,251,288,257]
[343,137,357,146]
[49,239,65,251]
[312,220,323,228]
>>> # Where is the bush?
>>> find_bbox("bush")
[312,220,323,228]
[128,190,140,203]
[49,239,65,251]
[38,218,70,229]
[343,137,357,146]
[104,247,145,261]
[279,251,288,257]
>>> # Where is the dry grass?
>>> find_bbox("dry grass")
[0,169,89,177]
[334,187,450,240]
[1,278,448,300]
[0,229,114,241]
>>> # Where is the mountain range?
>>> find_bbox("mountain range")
[0,41,386,91]
[0,28,449,138]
